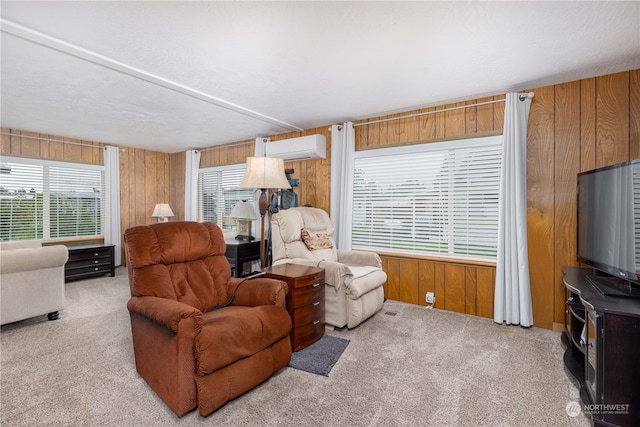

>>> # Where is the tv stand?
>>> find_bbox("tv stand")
[563,267,640,427]
[586,274,640,298]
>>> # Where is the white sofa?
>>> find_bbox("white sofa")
[0,241,69,325]
[270,207,387,329]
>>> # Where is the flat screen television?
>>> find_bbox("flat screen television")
[577,159,640,298]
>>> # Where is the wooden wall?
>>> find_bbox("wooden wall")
[3,68,638,330]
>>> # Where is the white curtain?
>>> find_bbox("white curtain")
[329,121,355,250]
[104,146,121,266]
[494,93,533,327]
[184,149,201,221]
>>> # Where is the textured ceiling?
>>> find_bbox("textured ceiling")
[1,1,639,153]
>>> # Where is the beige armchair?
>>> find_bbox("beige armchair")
[0,241,69,325]
[270,207,387,329]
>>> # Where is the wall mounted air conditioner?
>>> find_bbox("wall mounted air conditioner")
[265,134,326,161]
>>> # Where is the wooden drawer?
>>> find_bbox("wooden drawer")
[291,318,326,352]
[65,244,115,282]
[263,264,326,351]
[288,282,324,309]
[291,296,325,325]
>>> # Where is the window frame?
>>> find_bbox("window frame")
[198,163,255,231]
[0,156,105,242]
[352,135,503,263]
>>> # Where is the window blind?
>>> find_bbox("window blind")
[0,157,104,241]
[198,164,253,228]
[352,135,502,262]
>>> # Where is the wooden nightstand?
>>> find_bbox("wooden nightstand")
[264,264,325,351]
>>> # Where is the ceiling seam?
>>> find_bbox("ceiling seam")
[0,18,304,133]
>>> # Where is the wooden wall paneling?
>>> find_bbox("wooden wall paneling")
[418,262,435,307]
[62,137,83,162]
[630,70,640,159]
[169,151,185,221]
[387,114,401,145]
[465,100,478,134]
[144,151,158,225]
[401,115,420,144]
[377,115,390,146]
[553,81,581,326]
[596,72,630,167]
[7,131,20,155]
[580,78,597,172]
[133,149,147,226]
[1,128,10,153]
[399,259,420,305]
[493,95,505,131]
[20,131,40,158]
[434,263,445,309]
[419,107,437,141]
[526,84,556,330]
[380,256,389,298]
[444,102,466,138]
[476,97,495,133]
[465,267,477,315]
[476,267,494,319]
[386,257,400,300]
[444,264,466,313]
[48,135,64,160]
[435,109,446,139]
[119,148,130,240]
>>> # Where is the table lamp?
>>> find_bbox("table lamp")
[239,156,291,268]
[230,200,258,241]
[151,203,174,222]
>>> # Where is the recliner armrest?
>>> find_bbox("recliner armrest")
[337,250,382,268]
[127,296,202,333]
[230,277,289,308]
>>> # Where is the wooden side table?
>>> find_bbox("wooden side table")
[65,244,115,282]
[225,239,261,277]
[264,264,325,351]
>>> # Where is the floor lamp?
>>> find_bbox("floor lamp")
[239,156,291,269]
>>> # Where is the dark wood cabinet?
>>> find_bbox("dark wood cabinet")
[65,244,115,282]
[225,239,261,277]
[264,264,325,352]
[562,266,640,427]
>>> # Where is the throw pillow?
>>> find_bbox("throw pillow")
[301,229,333,250]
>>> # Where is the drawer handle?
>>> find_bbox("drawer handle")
[312,283,320,288]
[94,260,99,264]
[313,301,320,307]
[94,253,99,256]
[94,267,99,271]
[313,320,320,325]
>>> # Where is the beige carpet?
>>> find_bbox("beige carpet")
[1,268,590,426]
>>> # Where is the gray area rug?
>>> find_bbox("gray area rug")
[289,333,349,376]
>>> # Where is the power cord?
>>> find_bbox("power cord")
[211,271,266,311]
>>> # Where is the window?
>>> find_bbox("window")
[198,164,254,229]
[0,157,104,242]
[352,135,502,262]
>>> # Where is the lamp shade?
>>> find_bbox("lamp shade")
[230,200,258,219]
[239,157,291,190]
[151,203,174,220]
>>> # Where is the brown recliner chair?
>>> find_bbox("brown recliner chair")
[124,221,292,417]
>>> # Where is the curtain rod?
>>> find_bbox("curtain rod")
[353,92,534,128]
[0,131,122,150]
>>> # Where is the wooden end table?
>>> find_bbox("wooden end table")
[264,264,325,352]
